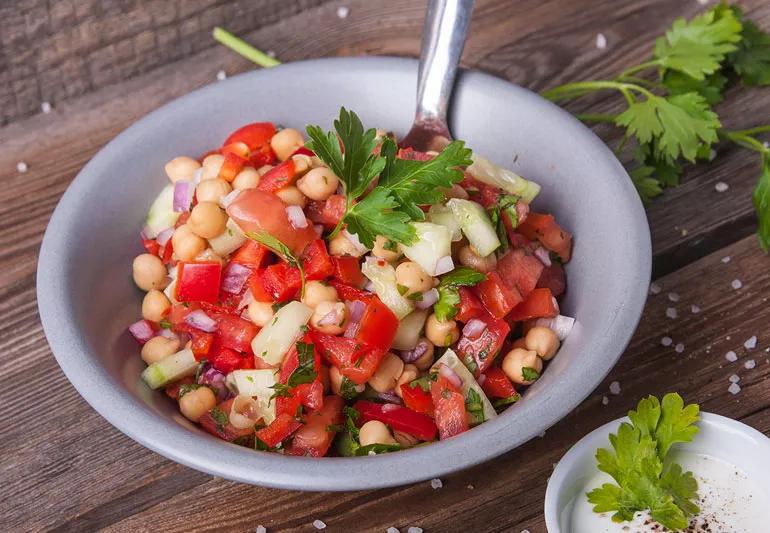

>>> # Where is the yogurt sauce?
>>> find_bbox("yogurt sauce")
[566,451,769,532]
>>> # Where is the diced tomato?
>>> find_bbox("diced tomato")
[199,398,255,442]
[537,262,566,297]
[257,159,296,192]
[231,240,271,267]
[164,376,194,400]
[480,367,517,399]
[474,271,522,319]
[142,237,160,256]
[275,336,323,416]
[227,189,317,255]
[175,261,222,303]
[255,413,302,448]
[430,372,468,440]
[508,287,558,322]
[223,122,276,167]
[190,331,214,359]
[330,280,372,302]
[400,383,435,416]
[295,380,324,411]
[353,400,438,441]
[349,296,399,352]
[497,248,545,299]
[311,332,385,385]
[476,184,502,209]
[331,256,365,287]
[220,141,250,159]
[239,355,256,369]
[517,212,572,262]
[306,194,346,229]
[218,151,248,182]
[260,262,302,301]
[301,239,335,280]
[456,287,485,323]
[456,316,511,376]
[291,146,315,157]
[211,312,258,353]
[209,345,243,374]
[160,240,174,264]
[397,148,434,161]
[285,395,344,457]
[169,304,190,330]
[248,270,275,303]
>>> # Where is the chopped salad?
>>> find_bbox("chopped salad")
[129,108,574,457]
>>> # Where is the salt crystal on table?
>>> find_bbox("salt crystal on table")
[649,282,661,294]
[467,484,474,490]
[745,359,756,369]
[728,383,741,395]
[595,33,607,49]
[387,527,400,533]
[675,343,685,354]
[732,279,743,290]
[691,304,701,314]
[666,307,678,319]
[256,527,267,533]
[41,101,52,113]
[725,351,738,362]
[715,181,729,192]
[16,161,28,173]
[431,478,443,489]
[744,336,757,350]
[216,70,227,81]
[668,292,680,302]
[661,336,673,347]
[313,520,327,530]
[602,395,609,405]
[729,374,740,383]
[521,530,532,533]
[609,381,621,395]
[721,256,731,263]
[337,6,350,18]
[697,0,710,5]
[408,528,424,533]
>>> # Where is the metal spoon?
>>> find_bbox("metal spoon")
[400,0,475,152]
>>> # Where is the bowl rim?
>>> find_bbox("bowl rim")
[37,56,652,491]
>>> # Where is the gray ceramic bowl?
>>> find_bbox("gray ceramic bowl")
[37,57,651,491]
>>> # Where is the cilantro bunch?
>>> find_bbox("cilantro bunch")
[588,393,700,530]
[543,2,770,250]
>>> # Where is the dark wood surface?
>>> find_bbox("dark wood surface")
[1,1,769,531]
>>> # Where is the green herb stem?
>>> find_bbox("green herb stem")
[721,129,770,154]
[574,113,618,124]
[212,27,281,68]
[541,80,653,102]
[617,60,660,80]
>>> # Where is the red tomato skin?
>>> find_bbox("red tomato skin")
[301,239,335,280]
[348,297,399,352]
[190,331,214,359]
[311,332,385,385]
[257,159,296,192]
[507,287,559,322]
[497,248,545,299]
[456,316,511,376]
[400,383,435,416]
[260,262,302,301]
[353,400,438,441]
[209,346,243,374]
[306,194,346,229]
[474,271,522,318]
[211,312,259,353]
[255,413,302,448]
[517,212,572,262]
[331,256,365,287]
[175,262,222,303]
[248,270,275,303]
[227,189,316,255]
[537,263,566,297]
[223,122,276,167]
[455,287,485,323]
[480,367,517,399]
[430,373,469,440]
[330,281,371,302]
[285,395,344,457]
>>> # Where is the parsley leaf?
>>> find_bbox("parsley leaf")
[287,341,317,387]
[178,383,204,398]
[661,70,727,105]
[465,388,486,424]
[354,443,401,456]
[268,383,292,404]
[629,164,664,204]
[753,155,770,251]
[343,405,360,441]
[210,406,229,432]
[339,377,362,400]
[492,394,521,410]
[344,187,416,248]
[433,267,486,321]
[246,231,306,296]
[728,7,770,86]
[521,367,540,382]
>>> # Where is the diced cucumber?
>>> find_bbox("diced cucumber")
[208,218,247,257]
[361,257,414,319]
[391,309,429,350]
[251,301,313,366]
[145,184,180,238]
[141,349,197,389]
[467,154,541,203]
[399,222,452,276]
[431,349,496,426]
[226,369,279,424]
[447,199,501,257]
[427,204,463,242]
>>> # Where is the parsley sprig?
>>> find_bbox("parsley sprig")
[246,231,306,296]
[433,266,487,321]
[587,393,700,530]
[305,108,472,248]
[542,2,770,250]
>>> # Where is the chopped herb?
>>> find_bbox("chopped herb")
[397,283,409,296]
[407,291,424,302]
[158,319,172,329]
[246,231,306,297]
[178,383,203,398]
[271,302,287,312]
[210,406,229,432]
[409,376,433,393]
[287,341,317,387]
[339,377,362,400]
[326,424,344,433]
[268,383,292,404]
[465,388,486,423]
[434,267,487,321]
[194,359,208,381]
[522,367,540,382]
[354,443,401,456]
[246,376,255,383]
[382,238,398,251]
[493,394,521,410]
[343,406,360,441]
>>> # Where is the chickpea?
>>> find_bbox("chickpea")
[172,224,207,261]
[141,336,180,364]
[502,347,543,385]
[164,156,201,183]
[425,314,460,347]
[200,154,225,181]
[393,430,420,448]
[232,167,260,190]
[141,289,171,322]
[368,352,405,393]
[270,128,304,161]
[372,235,403,262]
[359,420,397,447]
[328,233,360,257]
[458,244,497,273]
[296,167,340,201]
[329,365,364,397]
[394,364,419,398]
[395,261,434,296]
[132,253,168,291]
[301,280,338,308]
[195,247,223,265]
[413,338,436,371]
[195,178,231,204]
[524,326,560,360]
[274,185,307,208]
[248,300,275,327]
[179,386,217,422]
[291,154,313,176]
[309,301,349,335]
[188,202,227,238]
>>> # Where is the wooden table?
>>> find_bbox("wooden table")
[2,0,769,531]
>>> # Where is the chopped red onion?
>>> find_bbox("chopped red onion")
[198,367,229,401]
[221,262,252,294]
[534,314,574,340]
[381,403,400,412]
[462,318,488,340]
[399,340,430,363]
[346,300,366,322]
[415,288,439,310]
[158,328,177,340]
[343,321,359,338]
[434,255,454,276]
[221,189,241,208]
[477,373,487,386]
[313,224,324,237]
[439,364,463,389]
[156,227,174,247]
[185,309,217,332]
[552,296,560,315]
[515,199,530,225]
[317,307,343,326]
[173,180,194,212]
[363,280,375,292]
[128,319,154,344]
[237,289,254,310]
[377,392,402,404]
[534,246,551,267]
[342,229,369,254]
[140,225,152,240]
[286,205,308,229]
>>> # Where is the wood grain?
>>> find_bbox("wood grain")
[1,0,769,531]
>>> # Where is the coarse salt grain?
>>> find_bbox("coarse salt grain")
[691,304,701,314]
[697,0,710,5]
[732,279,743,290]
[595,33,607,49]
[216,70,227,81]
[609,381,621,395]
[256,527,267,533]
[744,336,758,350]
[16,161,28,173]
[725,351,738,362]
[467,484,475,490]
[675,343,685,354]
[668,292,680,302]
[661,336,673,347]
[745,359,756,369]
[721,256,731,263]
[602,395,609,406]
[521,530,532,533]
[650,282,661,294]
[715,181,729,192]
[666,307,678,319]
[387,527,400,533]
[337,6,350,18]
[313,520,327,530]
[729,374,740,383]
[41,101,52,113]
[408,528,424,533]
[431,478,443,489]
[728,382,741,395]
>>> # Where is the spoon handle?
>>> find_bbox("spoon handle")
[414,0,475,128]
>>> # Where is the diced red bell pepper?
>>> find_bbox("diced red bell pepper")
[285,395,344,457]
[508,287,559,322]
[169,304,190,330]
[497,248,545,299]
[430,373,468,440]
[456,287,485,323]
[474,271,522,319]
[190,331,214,359]
[456,316,511,376]
[537,263,566,297]
[400,383,435,417]
[176,261,222,303]
[353,400,438,441]
[231,240,271,268]
[306,194,346,228]
[248,270,275,303]
[223,122,276,168]
[211,312,259,353]
[255,413,303,448]
[199,398,255,442]
[209,345,244,374]
[331,256,365,287]
[160,240,174,264]
[517,212,572,262]
[311,332,385,385]
[142,237,160,256]
[261,262,302,301]
[330,281,372,302]
[257,159,296,192]
[348,296,399,352]
[301,239,335,280]
[220,141,250,159]
[291,146,315,157]
[480,367,517,399]
[276,337,323,416]
[218,151,248,182]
